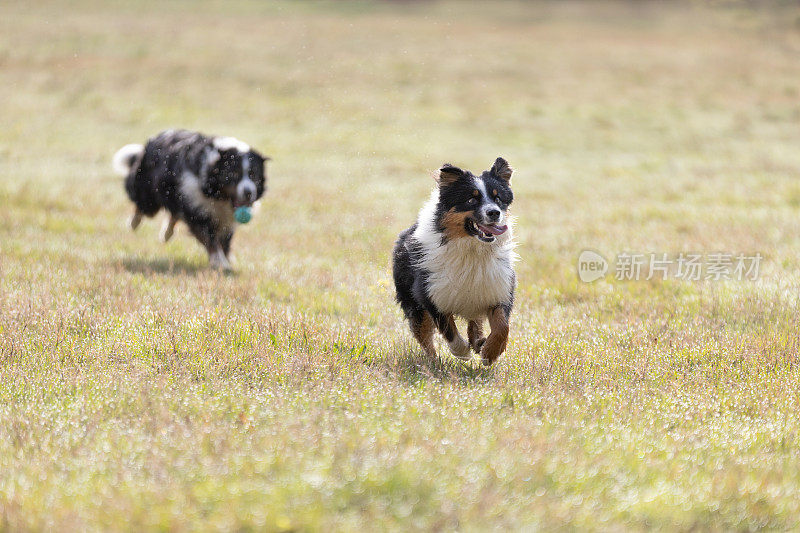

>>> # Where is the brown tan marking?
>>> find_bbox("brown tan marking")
[467,320,485,353]
[480,306,509,365]
[411,312,436,358]
[441,208,471,241]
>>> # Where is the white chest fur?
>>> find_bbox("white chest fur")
[418,235,515,319]
[412,192,516,320]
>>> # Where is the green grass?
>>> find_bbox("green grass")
[3,0,800,530]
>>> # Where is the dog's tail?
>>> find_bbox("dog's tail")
[112,143,145,176]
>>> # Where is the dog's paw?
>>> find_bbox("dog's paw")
[448,336,471,360]
[479,344,503,366]
[209,250,233,272]
[210,261,233,273]
[471,337,486,354]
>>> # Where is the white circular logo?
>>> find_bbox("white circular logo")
[577,250,608,283]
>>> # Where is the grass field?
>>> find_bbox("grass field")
[3,0,800,530]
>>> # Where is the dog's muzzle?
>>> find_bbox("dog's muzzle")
[469,204,507,242]
[235,180,257,207]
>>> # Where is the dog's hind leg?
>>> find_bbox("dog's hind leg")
[409,310,436,358]
[468,320,486,354]
[128,208,143,231]
[480,306,510,365]
[159,214,178,243]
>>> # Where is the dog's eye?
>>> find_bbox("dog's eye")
[467,198,477,205]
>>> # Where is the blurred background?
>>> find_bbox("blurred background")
[3,1,800,277]
[5,0,800,354]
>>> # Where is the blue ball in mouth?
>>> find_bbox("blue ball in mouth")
[234,206,252,224]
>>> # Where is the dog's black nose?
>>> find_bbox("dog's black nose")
[487,208,501,220]
[244,190,253,201]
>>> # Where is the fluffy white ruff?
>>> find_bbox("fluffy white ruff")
[112,144,144,176]
[412,189,517,321]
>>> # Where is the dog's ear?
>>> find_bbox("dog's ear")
[491,157,513,182]
[437,164,465,186]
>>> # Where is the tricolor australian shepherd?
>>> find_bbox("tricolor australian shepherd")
[113,129,269,270]
[392,158,516,365]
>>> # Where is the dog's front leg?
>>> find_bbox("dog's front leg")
[480,306,510,365]
[468,320,486,354]
[208,243,232,271]
[431,312,470,360]
[220,232,234,262]
[187,222,232,272]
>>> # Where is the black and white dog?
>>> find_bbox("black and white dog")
[113,129,269,270]
[392,158,516,365]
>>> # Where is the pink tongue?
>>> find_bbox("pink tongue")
[478,224,507,236]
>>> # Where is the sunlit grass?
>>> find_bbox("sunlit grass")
[2,0,800,530]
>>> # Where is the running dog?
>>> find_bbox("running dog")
[392,158,516,365]
[113,129,269,270]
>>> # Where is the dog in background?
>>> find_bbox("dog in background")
[392,158,516,365]
[113,129,269,270]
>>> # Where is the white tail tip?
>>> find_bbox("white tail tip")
[112,143,144,176]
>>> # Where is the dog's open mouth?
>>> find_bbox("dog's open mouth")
[467,219,508,242]
[232,198,253,208]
